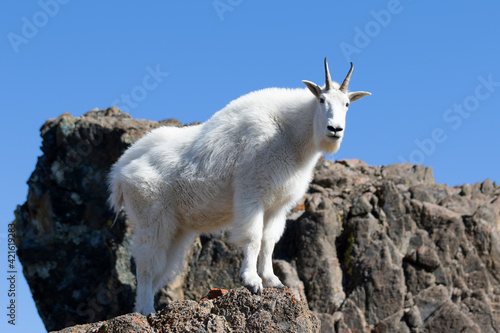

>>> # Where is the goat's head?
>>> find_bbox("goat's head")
[303,58,371,154]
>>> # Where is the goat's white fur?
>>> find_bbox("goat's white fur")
[108,59,370,314]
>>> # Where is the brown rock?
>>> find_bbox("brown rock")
[51,313,154,333]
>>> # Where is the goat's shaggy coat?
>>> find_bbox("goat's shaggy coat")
[108,59,370,314]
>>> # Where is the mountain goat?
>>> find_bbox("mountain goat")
[108,58,370,314]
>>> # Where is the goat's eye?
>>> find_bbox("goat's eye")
[346,103,349,107]
[319,97,325,103]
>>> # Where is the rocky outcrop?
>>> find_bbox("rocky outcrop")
[292,159,500,332]
[53,288,320,333]
[15,109,500,332]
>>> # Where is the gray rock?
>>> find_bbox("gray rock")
[273,259,308,304]
[422,300,481,333]
[405,305,423,328]
[16,108,159,330]
[410,183,453,204]
[381,163,435,187]
[288,195,346,313]
[414,285,449,323]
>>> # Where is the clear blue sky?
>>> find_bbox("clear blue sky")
[1,1,499,332]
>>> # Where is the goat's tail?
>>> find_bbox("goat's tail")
[107,171,124,227]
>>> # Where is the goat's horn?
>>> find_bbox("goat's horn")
[339,62,354,93]
[324,57,333,91]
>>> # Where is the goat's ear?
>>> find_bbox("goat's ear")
[302,80,322,100]
[348,91,371,103]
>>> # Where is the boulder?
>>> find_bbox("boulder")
[52,288,320,333]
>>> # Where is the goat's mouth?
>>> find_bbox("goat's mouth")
[325,134,341,140]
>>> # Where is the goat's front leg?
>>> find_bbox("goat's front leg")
[258,209,286,288]
[241,236,264,294]
[230,201,265,294]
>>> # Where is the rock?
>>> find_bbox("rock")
[204,288,321,332]
[406,230,441,272]
[52,313,154,333]
[180,234,243,301]
[315,313,334,333]
[372,310,409,333]
[272,259,308,304]
[462,290,500,332]
[414,285,449,323]
[14,109,500,332]
[404,305,423,328]
[284,194,346,314]
[52,288,320,333]
[339,298,369,333]
[381,163,435,187]
[422,301,481,333]
[15,108,160,331]
[410,183,454,204]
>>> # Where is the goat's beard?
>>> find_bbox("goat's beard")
[320,137,342,155]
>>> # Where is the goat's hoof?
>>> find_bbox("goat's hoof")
[262,275,285,289]
[241,272,263,295]
[136,305,156,316]
[244,283,263,295]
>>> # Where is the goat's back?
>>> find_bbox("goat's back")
[108,87,317,231]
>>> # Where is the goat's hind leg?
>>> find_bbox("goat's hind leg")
[151,228,196,294]
[133,241,165,315]
[132,213,180,315]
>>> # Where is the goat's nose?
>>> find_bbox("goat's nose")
[327,126,343,133]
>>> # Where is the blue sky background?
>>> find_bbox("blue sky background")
[1,1,500,331]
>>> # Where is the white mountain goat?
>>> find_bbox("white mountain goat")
[108,58,370,314]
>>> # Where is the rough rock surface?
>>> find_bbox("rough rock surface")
[15,109,500,332]
[52,288,319,333]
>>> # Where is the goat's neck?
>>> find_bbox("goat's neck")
[288,101,323,171]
